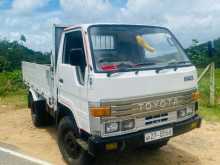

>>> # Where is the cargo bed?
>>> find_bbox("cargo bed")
[22,62,52,100]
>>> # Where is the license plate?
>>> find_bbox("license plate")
[144,128,173,143]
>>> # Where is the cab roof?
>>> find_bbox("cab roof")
[63,23,167,32]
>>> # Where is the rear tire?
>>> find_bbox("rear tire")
[29,93,53,127]
[58,116,94,165]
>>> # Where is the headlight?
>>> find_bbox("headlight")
[178,105,194,118]
[122,119,135,131]
[178,109,187,118]
[105,122,120,133]
[186,104,194,115]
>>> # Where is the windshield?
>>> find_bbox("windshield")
[89,25,190,73]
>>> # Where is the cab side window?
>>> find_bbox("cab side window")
[63,31,86,84]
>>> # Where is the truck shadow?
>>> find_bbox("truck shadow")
[43,126,201,165]
[44,125,57,140]
[94,144,201,165]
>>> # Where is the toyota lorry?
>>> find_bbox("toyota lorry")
[22,23,202,165]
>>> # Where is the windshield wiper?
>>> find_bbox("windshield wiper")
[168,61,191,70]
[155,61,191,73]
[106,68,130,77]
[107,62,158,76]
[168,61,191,65]
[134,62,156,67]
[106,63,132,77]
[132,62,157,75]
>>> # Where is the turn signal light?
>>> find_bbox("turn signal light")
[192,92,200,101]
[105,143,118,151]
[191,122,198,129]
[90,106,111,117]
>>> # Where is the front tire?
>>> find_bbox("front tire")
[58,116,93,165]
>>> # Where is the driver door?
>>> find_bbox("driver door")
[57,29,89,131]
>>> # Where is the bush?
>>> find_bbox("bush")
[0,70,25,96]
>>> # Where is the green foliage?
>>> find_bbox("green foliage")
[0,93,27,109]
[20,34,26,43]
[0,70,25,96]
[0,56,9,72]
[186,39,220,67]
[0,70,27,108]
[0,39,50,72]
[199,106,220,122]
[198,68,220,122]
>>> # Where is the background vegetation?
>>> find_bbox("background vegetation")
[198,69,220,121]
[0,36,50,108]
[186,38,220,67]
[0,38,50,72]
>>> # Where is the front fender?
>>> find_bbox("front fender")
[29,88,44,102]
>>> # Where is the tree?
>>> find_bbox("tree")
[0,56,8,72]
[186,39,208,67]
[20,34,26,45]
[0,39,50,71]
[192,39,199,47]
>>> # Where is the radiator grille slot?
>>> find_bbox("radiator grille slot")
[145,113,168,125]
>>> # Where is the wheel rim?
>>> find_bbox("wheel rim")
[31,113,37,121]
[31,103,37,122]
[63,131,81,159]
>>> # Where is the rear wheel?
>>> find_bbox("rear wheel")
[58,116,93,165]
[29,93,53,127]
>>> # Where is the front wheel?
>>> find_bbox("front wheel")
[57,116,94,165]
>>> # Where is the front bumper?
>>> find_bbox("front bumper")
[88,115,201,155]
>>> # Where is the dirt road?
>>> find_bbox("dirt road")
[0,104,220,165]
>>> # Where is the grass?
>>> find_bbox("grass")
[0,70,27,109]
[199,106,220,121]
[0,92,27,109]
[198,68,220,122]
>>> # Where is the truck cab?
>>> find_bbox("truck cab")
[23,23,201,165]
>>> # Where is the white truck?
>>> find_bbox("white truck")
[22,23,201,165]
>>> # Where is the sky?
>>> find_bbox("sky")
[0,0,220,52]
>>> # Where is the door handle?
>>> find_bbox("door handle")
[59,78,64,84]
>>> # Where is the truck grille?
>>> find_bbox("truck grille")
[101,89,196,121]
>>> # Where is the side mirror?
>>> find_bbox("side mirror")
[69,48,84,66]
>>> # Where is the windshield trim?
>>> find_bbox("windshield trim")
[87,24,192,74]
[107,64,194,75]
